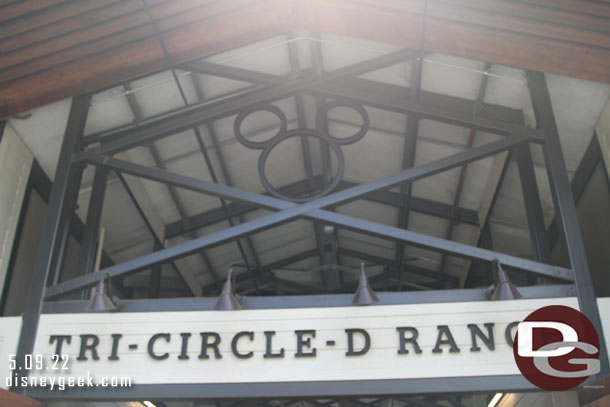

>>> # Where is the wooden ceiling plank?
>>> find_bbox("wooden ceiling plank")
[428,0,610,49]
[0,24,157,86]
[295,0,423,50]
[0,0,146,54]
[0,0,121,40]
[0,0,260,85]
[0,0,282,87]
[0,0,65,23]
[0,36,166,118]
[0,2,290,117]
[516,0,610,19]
[160,0,292,61]
[440,0,610,34]
[152,0,269,32]
[149,0,220,20]
[424,18,610,84]
[2,0,610,118]
[0,10,151,71]
[0,0,256,69]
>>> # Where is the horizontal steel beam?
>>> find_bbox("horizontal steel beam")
[77,51,542,159]
[182,59,524,129]
[42,284,575,313]
[77,49,419,156]
[45,134,572,299]
[309,77,542,138]
[180,60,285,85]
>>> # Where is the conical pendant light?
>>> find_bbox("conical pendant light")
[487,259,522,301]
[86,272,121,312]
[351,262,380,306]
[213,269,243,310]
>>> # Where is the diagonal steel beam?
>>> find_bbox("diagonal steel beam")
[164,178,480,239]
[45,133,572,299]
[181,60,285,86]
[118,166,205,296]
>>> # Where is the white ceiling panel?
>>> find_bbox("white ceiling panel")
[421,53,486,101]
[318,33,400,71]
[490,221,532,258]
[458,134,504,211]
[336,200,399,227]
[193,73,252,101]
[403,246,443,273]
[338,229,395,261]
[490,161,529,228]
[99,180,153,263]
[124,146,182,225]
[341,128,403,184]
[408,212,450,240]
[483,64,533,126]
[129,70,187,118]
[245,218,316,266]
[360,61,412,87]
[200,240,249,274]
[417,119,470,148]
[410,139,464,206]
[85,86,135,135]
[206,35,292,76]
[546,73,610,174]
[163,152,220,217]
[289,33,313,71]
[214,139,265,192]
[153,129,201,163]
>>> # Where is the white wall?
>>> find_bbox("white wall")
[0,124,33,302]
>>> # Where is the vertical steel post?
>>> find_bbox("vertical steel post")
[13,94,91,392]
[149,240,162,298]
[76,166,108,299]
[76,167,108,277]
[527,71,609,375]
[514,142,553,265]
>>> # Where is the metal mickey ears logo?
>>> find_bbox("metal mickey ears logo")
[233,101,370,202]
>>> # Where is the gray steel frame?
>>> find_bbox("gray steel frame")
[526,71,609,376]
[12,47,608,400]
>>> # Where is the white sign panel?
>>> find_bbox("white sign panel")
[9,297,577,386]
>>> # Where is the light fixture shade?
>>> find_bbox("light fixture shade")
[213,269,243,310]
[351,262,380,306]
[487,259,522,301]
[86,272,121,312]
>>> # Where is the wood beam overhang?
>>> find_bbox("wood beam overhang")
[1,0,610,118]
